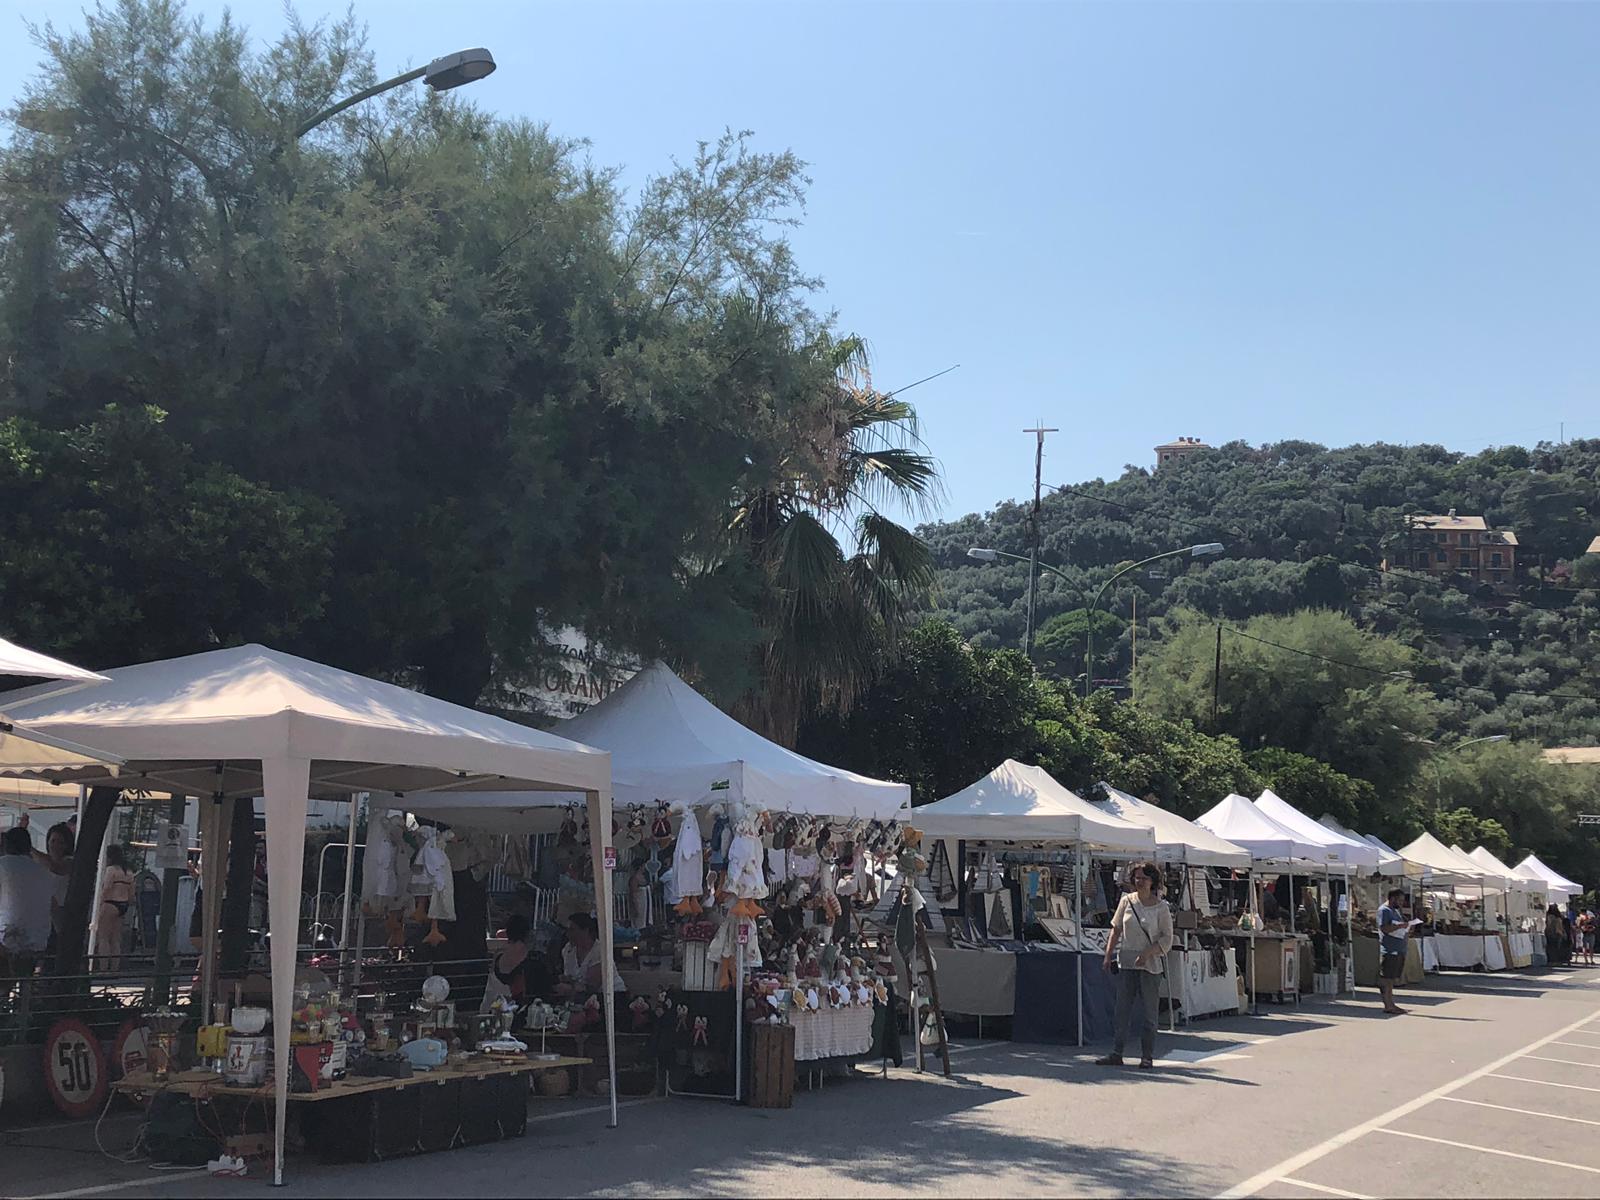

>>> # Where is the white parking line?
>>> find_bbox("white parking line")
[1547,1041,1600,1051]
[16,1171,206,1199]
[1486,1073,1600,1093]
[1375,1127,1600,1175]
[1521,1054,1600,1068]
[1441,1096,1600,1127]
[1219,1002,1600,1198]
[1277,1179,1372,1198]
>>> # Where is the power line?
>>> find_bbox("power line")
[1047,483,1244,541]
[1220,624,1600,705]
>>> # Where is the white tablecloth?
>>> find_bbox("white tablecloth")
[789,1006,874,1061]
[1508,932,1534,968]
[1432,933,1507,970]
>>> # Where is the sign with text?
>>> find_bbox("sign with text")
[154,822,189,871]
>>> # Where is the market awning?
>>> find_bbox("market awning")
[1514,853,1581,902]
[1194,793,1330,863]
[0,635,109,683]
[0,643,618,1183]
[432,660,907,819]
[1395,832,1491,890]
[1254,789,1380,871]
[910,760,1156,852]
[1094,784,1251,869]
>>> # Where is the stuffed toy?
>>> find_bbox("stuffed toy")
[670,804,704,916]
[692,1015,708,1046]
[725,806,769,918]
[675,1004,690,1033]
[629,995,652,1031]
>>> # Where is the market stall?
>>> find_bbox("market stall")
[1395,833,1499,972]
[0,644,616,1184]
[1093,786,1253,1022]
[908,760,1158,1045]
[1515,854,1582,905]
[1323,820,1429,986]
[1467,846,1537,968]
[414,661,912,1104]
[1195,794,1330,1003]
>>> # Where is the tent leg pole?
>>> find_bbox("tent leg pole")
[338,794,359,987]
[1075,844,1083,1050]
[734,931,744,1104]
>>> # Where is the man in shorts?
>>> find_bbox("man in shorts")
[1377,888,1410,1015]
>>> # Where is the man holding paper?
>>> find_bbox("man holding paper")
[1377,888,1415,1015]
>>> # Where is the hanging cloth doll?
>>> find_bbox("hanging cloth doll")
[412,827,456,946]
[669,806,704,915]
[360,808,407,913]
[725,809,769,919]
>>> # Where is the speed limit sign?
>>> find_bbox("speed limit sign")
[43,1018,107,1118]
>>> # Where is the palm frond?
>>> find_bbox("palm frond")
[771,509,845,617]
[855,511,937,592]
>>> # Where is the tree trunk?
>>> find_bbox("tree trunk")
[55,786,120,982]
[220,796,257,974]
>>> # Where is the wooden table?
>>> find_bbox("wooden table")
[116,1056,592,1162]
[114,1055,590,1102]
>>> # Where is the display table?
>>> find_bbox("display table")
[116,1056,590,1163]
[1352,936,1424,986]
[1244,932,1303,1000]
[1165,947,1243,1020]
[1508,932,1534,968]
[789,1006,873,1061]
[1432,933,1507,971]
[929,946,1017,1017]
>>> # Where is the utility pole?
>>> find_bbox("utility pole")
[1212,624,1223,728]
[1023,423,1057,659]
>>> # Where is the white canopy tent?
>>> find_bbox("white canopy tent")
[1094,784,1251,869]
[0,636,120,779]
[1195,794,1329,863]
[1318,816,1408,877]
[911,761,1156,1047]
[0,644,614,1184]
[1255,790,1379,872]
[552,660,908,818]
[1515,854,1581,903]
[1396,832,1490,890]
[910,760,1155,851]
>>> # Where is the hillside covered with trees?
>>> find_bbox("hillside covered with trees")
[922,438,1600,748]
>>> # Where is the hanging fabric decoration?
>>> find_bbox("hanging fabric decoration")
[670,805,704,915]
[360,808,408,913]
[412,827,456,946]
[725,807,769,918]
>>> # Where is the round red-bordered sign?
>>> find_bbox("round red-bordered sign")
[111,1018,149,1080]
[43,1017,107,1119]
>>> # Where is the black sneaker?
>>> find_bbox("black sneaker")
[1094,1054,1124,1066]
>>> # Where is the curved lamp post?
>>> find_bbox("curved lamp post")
[967,547,1086,665]
[295,48,497,138]
[1414,734,1509,813]
[1083,543,1224,698]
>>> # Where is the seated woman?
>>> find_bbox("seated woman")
[481,915,553,1012]
[556,913,625,998]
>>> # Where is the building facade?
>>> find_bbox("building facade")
[1394,511,1518,588]
[1154,436,1210,470]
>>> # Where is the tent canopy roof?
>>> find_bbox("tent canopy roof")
[0,636,108,683]
[0,644,610,800]
[1515,853,1582,899]
[1195,793,1328,863]
[1255,789,1379,870]
[1094,784,1251,868]
[1395,832,1494,890]
[425,661,906,820]
[1320,815,1409,876]
[911,760,1156,851]
[1467,845,1526,889]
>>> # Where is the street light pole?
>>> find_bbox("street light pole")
[1424,735,1510,814]
[1084,543,1224,699]
[294,49,497,139]
[967,547,1083,663]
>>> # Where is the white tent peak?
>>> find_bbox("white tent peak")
[1255,789,1379,870]
[1094,783,1251,868]
[910,760,1156,851]
[0,635,108,682]
[1516,853,1582,900]
[1195,793,1330,863]
[1396,831,1493,890]
[0,642,608,798]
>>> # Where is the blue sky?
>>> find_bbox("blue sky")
[4,0,1597,521]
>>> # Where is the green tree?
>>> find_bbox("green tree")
[1247,747,1380,834]
[1434,808,1512,862]
[1137,609,1437,803]
[1034,608,1124,682]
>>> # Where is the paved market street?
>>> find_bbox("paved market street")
[8,968,1600,1199]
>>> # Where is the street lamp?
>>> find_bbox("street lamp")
[1084,543,1224,698]
[1416,734,1509,813]
[967,548,1084,657]
[295,48,497,138]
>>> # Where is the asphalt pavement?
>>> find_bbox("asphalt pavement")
[7,967,1600,1199]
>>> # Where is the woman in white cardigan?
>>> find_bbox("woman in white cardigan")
[1096,861,1174,1069]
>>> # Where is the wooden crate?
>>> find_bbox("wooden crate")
[746,1022,795,1109]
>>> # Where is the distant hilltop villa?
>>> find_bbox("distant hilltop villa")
[1154,435,1210,470]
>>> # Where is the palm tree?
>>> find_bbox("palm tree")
[729,334,942,742]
